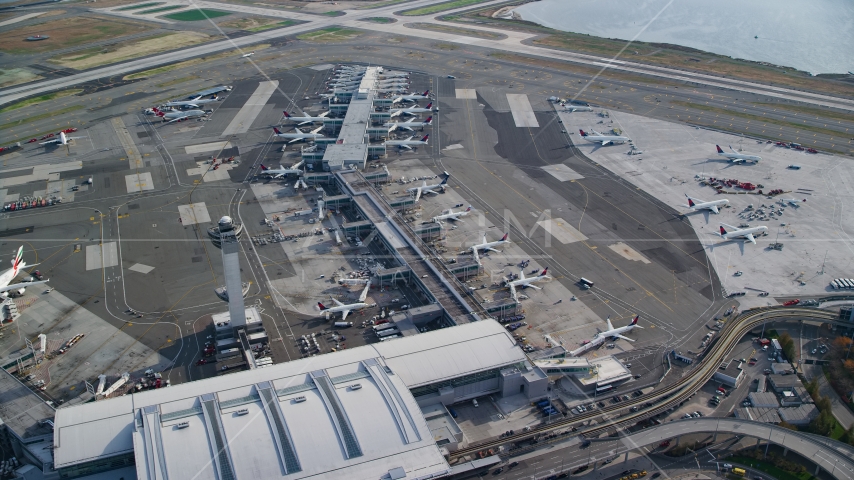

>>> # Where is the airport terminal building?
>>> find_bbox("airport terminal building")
[51,321,547,479]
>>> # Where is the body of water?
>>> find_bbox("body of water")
[513,0,854,75]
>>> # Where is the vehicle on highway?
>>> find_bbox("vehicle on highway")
[783,299,800,306]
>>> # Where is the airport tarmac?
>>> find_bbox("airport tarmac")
[3,28,846,404]
[561,108,854,302]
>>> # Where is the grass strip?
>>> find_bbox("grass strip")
[356,0,411,9]
[750,103,854,124]
[670,101,849,137]
[163,9,231,21]
[246,20,297,31]
[135,4,183,14]
[0,89,81,113]
[0,105,83,130]
[116,2,163,11]
[401,0,493,15]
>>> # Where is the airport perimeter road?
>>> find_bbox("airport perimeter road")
[2,0,854,112]
[487,418,854,480]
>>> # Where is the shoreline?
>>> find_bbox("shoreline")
[441,3,854,100]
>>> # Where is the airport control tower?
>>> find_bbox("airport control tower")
[212,220,267,369]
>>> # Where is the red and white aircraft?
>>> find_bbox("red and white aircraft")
[317,282,371,320]
[40,131,84,146]
[392,90,430,104]
[685,194,729,214]
[507,267,550,300]
[152,107,207,123]
[0,246,48,298]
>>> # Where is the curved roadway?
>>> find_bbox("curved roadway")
[451,307,841,459]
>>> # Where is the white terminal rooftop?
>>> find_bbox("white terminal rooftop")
[53,321,527,480]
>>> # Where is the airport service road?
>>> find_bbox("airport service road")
[2,0,854,113]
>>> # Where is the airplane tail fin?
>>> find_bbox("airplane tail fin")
[719,225,728,235]
[12,246,23,272]
[283,111,291,118]
[422,90,429,96]
[716,145,724,154]
[439,172,449,184]
[317,302,327,311]
[686,195,695,207]
[425,102,432,109]
[630,315,639,326]
[501,233,509,241]
[424,116,433,124]
[273,127,282,135]
[260,164,269,171]
[541,267,548,276]
[465,206,472,212]
[421,134,429,143]
[579,129,588,136]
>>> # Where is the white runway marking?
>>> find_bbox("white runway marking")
[86,242,118,271]
[542,164,584,181]
[537,219,587,244]
[125,172,153,193]
[178,203,211,225]
[185,141,232,154]
[222,80,278,136]
[608,242,651,264]
[507,93,539,127]
[128,263,155,274]
[455,89,477,99]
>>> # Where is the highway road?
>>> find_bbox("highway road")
[487,418,854,480]
[2,0,854,112]
[449,307,839,459]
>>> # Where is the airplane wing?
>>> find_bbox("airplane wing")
[614,334,636,342]
[165,116,189,124]
[730,158,744,164]
[710,205,719,214]
[340,309,351,321]
[414,187,422,202]
[745,233,756,244]
[183,103,200,108]
[39,138,61,145]
[601,140,612,146]
[288,138,302,144]
[358,283,370,302]
[400,125,414,131]
[390,110,402,118]
[331,297,345,307]
[311,125,323,134]
[509,283,517,300]
[387,125,396,133]
[298,120,312,126]
[606,317,614,331]
[526,284,542,290]
[0,279,48,294]
[401,144,413,151]
[518,270,526,281]
[471,247,480,264]
[485,247,501,253]
[319,111,329,118]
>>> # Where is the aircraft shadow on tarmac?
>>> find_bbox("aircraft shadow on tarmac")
[705,235,747,255]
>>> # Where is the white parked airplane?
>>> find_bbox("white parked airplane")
[592,315,642,342]
[273,126,325,144]
[432,205,471,223]
[471,233,510,254]
[259,161,304,178]
[718,223,768,244]
[164,95,220,109]
[392,90,430,104]
[406,172,448,199]
[282,110,329,125]
[578,129,630,146]
[384,116,432,132]
[317,282,371,320]
[379,72,410,79]
[241,51,255,58]
[564,105,593,112]
[0,246,48,298]
[152,108,208,123]
[40,131,83,146]
[507,267,550,300]
[716,145,761,163]
[385,134,429,151]
[390,102,433,117]
[685,194,729,214]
